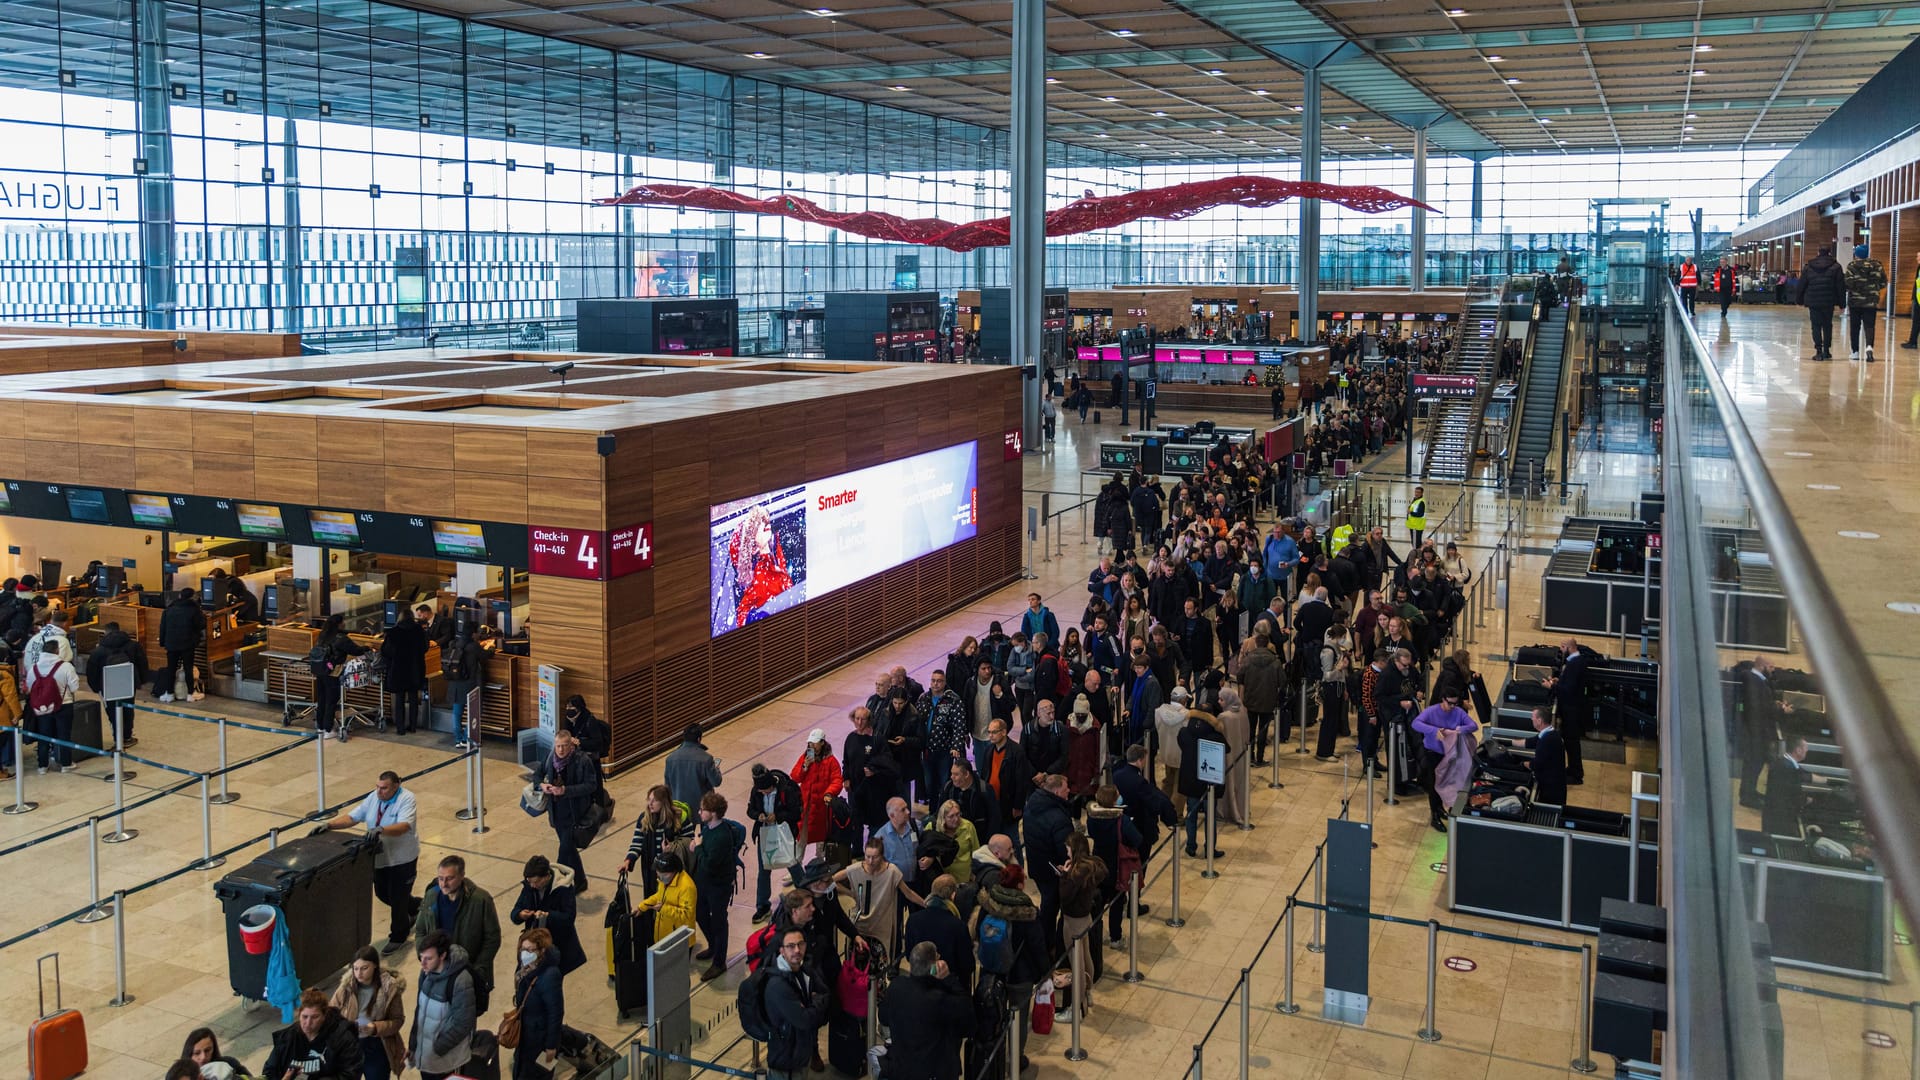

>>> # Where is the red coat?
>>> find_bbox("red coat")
[791,752,844,843]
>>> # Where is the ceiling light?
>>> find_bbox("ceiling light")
[1685,112,1697,119]
[1253,89,1270,95]
[1683,125,1695,132]
[1485,54,1503,62]
[1046,77,1059,84]
[1103,95,1119,102]
[890,84,908,91]
[1382,143,1393,149]
[1152,110,1167,117]
[1111,28,1135,36]
[1335,124,1348,130]
[1682,135,1692,141]
[1694,43,1713,52]
[1096,133,1109,138]
[1504,77,1521,84]
[1537,117,1552,124]
[1446,8,1467,16]
[1291,105,1304,112]
[747,51,771,58]
[1207,69,1225,76]
[812,7,835,14]
[1137,142,1149,146]
[1691,69,1708,76]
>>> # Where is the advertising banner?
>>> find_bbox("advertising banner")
[709,441,979,637]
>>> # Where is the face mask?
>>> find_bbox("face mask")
[520,949,537,966]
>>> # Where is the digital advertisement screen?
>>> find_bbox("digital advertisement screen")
[308,509,363,548]
[66,488,110,524]
[710,441,979,637]
[235,503,287,539]
[432,520,490,561]
[0,485,15,512]
[127,493,174,528]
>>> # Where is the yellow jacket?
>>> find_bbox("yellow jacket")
[0,667,19,728]
[642,871,698,946]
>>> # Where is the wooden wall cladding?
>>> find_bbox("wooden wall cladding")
[0,327,300,374]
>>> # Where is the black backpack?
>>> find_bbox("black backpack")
[443,643,471,681]
[737,965,778,1042]
[305,642,333,679]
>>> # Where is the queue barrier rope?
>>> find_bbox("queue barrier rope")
[0,739,475,955]
[130,702,315,737]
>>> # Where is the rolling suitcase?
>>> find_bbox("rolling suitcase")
[612,905,656,1021]
[828,1011,868,1077]
[452,1029,501,1080]
[30,953,86,1080]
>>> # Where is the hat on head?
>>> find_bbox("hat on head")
[788,856,835,890]
[1170,686,1191,703]
[1072,694,1091,716]
[1855,243,1870,260]
[751,763,774,789]
[807,728,826,745]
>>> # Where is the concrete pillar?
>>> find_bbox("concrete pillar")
[1470,158,1484,235]
[1297,66,1322,343]
[135,0,177,330]
[1410,126,1428,292]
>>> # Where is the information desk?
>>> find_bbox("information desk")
[1539,517,1790,650]
[1448,799,1658,932]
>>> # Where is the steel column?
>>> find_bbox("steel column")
[1297,66,1322,344]
[1411,126,1428,293]
[1011,0,1045,449]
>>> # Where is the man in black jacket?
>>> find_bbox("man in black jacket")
[749,764,805,922]
[1113,743,1176,851]
[937,759,1000,841]
[764,929,831,1080]
[901,876,975,989]
[157,587,206,702]
[1177,713,1224,859]
[1022,773,1075,954]
[1762,735,1810,838]
[84,621,147,745]
[534,727,600,893]
[1796,245,1847,361]
[1737,656,1788,809]
[881,941,972,1080]
[1524,707,1568,806]
[1545,638,1588,785]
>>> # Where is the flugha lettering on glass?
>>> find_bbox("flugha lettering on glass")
[0,179,123,214]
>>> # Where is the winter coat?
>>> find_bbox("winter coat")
[978,884,1048,985]
[533,747,600,831]
[1021,788,1075,887]
[1796,254,1846,309]
[1845,256,1888,310]
[379,618,429,693]
[1111,762,1175,850]
[937,779,1000,845]
[1238,644,1282,713]
[1059,853,1108,919]
[791,750,844,844]
[902,897,975,984]
[412,882,502,992]
[158,595,206,651]
[1177,714,1223,800]
[881,974,972,1080]
[262,1009,363,1080]
[1084,804,1139,895]
[641,871,699,946]
[512,947,567,1055]
[83,627,147,694]
[1022,719,1068,778]
[979,738,1033,821]
[409,945,477,1073]
[764,962,832,1072]
[664,738,723,810]
[329,966,408,1069]
[511,868,588,975]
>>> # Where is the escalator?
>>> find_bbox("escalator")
[1508,304,1571,493]
[1420,300,1502,482]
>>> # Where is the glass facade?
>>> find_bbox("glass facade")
[0,0,1785,350]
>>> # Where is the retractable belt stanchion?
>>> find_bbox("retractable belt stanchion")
[107,889,133,1007]
[102,718,138,843]
[1065,935,1087,1062]
[471,737,490,835]
[76,818,112,924]
[1238,968,1252,1080]
[1306,853,1324,955]
[4,727,35,814]
[1201,789,1219,880]
[306,733,328,821]
[211,715,239,804]
[1276,897,1299,1015]
[1123,871,1144,983]
[1416,919,1441,1042]
[1572,943,1599,1073]
[193,774,226,870]
[1165,832,1186,928]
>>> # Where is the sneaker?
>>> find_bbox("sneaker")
[1315,754,1338,763]
[1866,347,1876,362]
[61,764,76,774]
[752,906,772,924]
[1107,936,1125,948]
[159,693,174,703]
[452,740,470,751]
[36,766,46,776]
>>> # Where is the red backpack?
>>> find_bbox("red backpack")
[1054,655,1073,697]
[744,923,779,973]
[28,662,66,717]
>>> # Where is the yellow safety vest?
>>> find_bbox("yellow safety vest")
[1330,524,1354,556]
[1407,497,1427,531]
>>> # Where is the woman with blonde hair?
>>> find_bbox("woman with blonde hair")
[623,783,692,897]
[935,798,980,881]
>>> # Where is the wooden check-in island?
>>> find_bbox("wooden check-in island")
[0,345,1024,766]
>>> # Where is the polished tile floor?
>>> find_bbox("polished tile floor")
[0,351,1907,1078]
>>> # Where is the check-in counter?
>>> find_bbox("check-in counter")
[96,595,252,688]
[261,624,444,725]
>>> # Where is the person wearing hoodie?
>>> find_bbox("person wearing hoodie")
[663,722,722,810]
[510,928,565,1080]
[1796,244,1847,361]
[638,849,699,949]
[81,620,145,748]
[24,638,79,774]
[329,946,408,1080]
[1844,242,1888,361]
[1006,633,1037,725]
[263,988,364,1080]
[1153,685,1191,812]
[408,931,476,1080]
[157,587,207,702]
[1088,780,1148,946]
[511,855,587,976]
[959,832,1013,920]
[1022,773,1075,954]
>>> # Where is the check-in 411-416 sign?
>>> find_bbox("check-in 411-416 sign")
[1411,373,1477,398]
[529,521,653,580]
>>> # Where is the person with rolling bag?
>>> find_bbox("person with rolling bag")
[30,953,85,1080]
[606,871,658,1023]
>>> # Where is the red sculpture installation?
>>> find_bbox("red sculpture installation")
[596,176,1436,253]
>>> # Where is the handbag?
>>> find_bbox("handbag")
[1030,980,1055,1034]
[1116,841,1143,893]
[520,783,549,817]
[570,799,611,850]
[499,1005,523,1049]
[758,822,798,869]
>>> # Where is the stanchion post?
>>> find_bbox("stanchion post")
[108,890,133,1007]
[1571,943,1598,1073]
[456,742,479,821]
[1627,795,1642,902]
[1268,715,1284,790]
[194,775,226,870]
[1065,934,1087,1062]
[867,952,879,1050]
[1365,759,1378,847]
[1306,853,1324,954]
[1384,724,1401,806]
[1123,870,1144,983]
[102,740,138,843]
[4,726,36,814]
[306,733,328,821]
[76,818,112,923]
[1166,833,1186,928]
[1238,750,1254,831]
[1276,898,1299,1015]
[1005,1000,1021,1080]
[1191,1045,1203,1080]
[269,826,281,850]
[471,743,490,834]
[1416,919,1441,1042]
[1238,968,1251,1080]
[1201,789,1219,879]
[1295,682,1310,755]
[211,715,239,804]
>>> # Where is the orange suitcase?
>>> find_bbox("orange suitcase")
[30,953,86,1080]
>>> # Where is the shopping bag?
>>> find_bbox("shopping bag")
[1030,979,1054,1035]
[520,783,548,817]
[758,822,798,869]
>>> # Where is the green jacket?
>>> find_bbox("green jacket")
[412,880,502,985]
[1845,257,1887,310]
